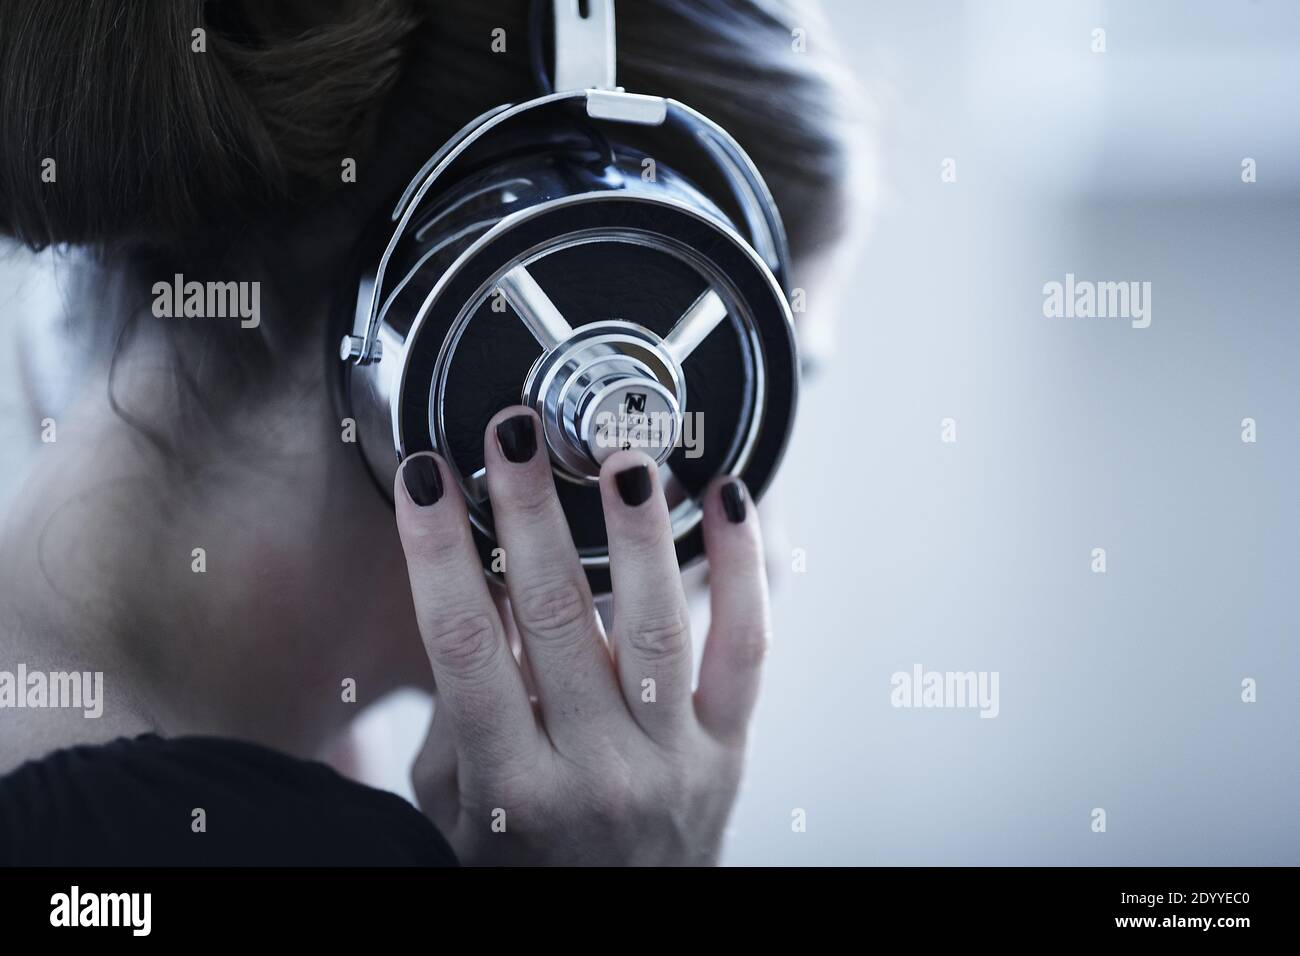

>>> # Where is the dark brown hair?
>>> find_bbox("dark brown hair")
[0,0,861,256]
[0,0,405,248]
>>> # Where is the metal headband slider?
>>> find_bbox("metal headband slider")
[553,0,617,92]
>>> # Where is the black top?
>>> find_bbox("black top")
[0,734,457,866]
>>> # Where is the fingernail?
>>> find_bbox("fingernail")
[403,455,443,507]
[496,414,537,463]
[721,481,747,524]
[615,464,653,507]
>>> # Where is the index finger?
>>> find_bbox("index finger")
[394,453,540,774]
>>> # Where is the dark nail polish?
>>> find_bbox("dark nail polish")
[615,464,653,507]
[403,455,443,507]
[496,414,537,463]
[721,481,747,524]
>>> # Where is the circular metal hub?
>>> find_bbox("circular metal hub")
[523,322,685,481]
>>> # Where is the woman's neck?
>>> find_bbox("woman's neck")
[0,323,426,771]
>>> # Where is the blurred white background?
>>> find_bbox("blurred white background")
[723,0,1299,864]
[2,0,1295,865]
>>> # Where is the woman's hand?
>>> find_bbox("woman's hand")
[393,406,769,866]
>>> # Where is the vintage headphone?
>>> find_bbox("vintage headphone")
[338,0,798,594]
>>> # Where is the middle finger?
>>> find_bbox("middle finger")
[483,407,626,745]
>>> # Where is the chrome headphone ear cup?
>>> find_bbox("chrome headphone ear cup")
[340,92,798,595]
[403,195,794,592]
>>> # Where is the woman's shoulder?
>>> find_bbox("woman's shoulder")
[0,734,458,866]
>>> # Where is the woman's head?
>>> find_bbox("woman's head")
[0,0,867,720]
[1,0,861,261]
